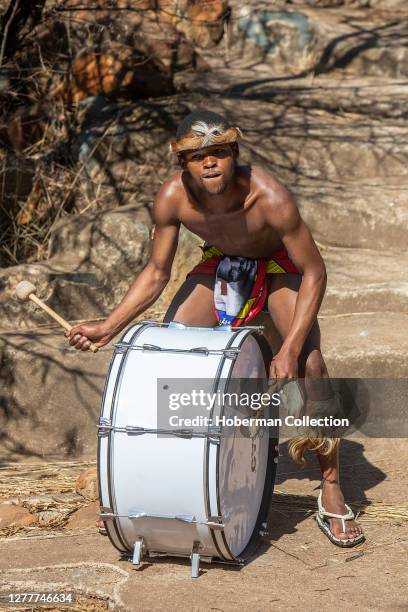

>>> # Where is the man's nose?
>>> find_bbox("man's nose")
[203,155,217,167]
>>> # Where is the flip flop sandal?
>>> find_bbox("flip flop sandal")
[316,490,365,548]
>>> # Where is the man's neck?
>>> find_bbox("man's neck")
[185,167,248,214]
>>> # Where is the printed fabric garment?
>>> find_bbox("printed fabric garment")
[188,245,301,327]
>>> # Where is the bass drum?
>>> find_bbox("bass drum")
[98,321,278,575]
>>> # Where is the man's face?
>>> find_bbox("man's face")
[181,143,237,196]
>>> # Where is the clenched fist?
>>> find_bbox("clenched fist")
[65,321,114,351]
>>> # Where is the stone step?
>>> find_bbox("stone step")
[321,246,408,315]
[1,313,407,460]
[319,312,408,377]
[295,181,407,253]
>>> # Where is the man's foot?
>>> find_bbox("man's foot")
[97,519,107,536]
[316,479,365,546]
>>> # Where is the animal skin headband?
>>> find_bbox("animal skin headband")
[170,120,243,154]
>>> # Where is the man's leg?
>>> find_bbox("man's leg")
[164,274,217,326]
[267,274,363,541]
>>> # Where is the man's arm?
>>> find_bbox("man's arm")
[263,180,327,376]
[66,180,181,350]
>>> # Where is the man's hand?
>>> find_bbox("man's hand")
[269,348,299,388]
[65,322,114,351]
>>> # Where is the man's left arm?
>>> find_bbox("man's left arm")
[264,182,327,375]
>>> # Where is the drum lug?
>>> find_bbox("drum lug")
[224,349,240,359]
[132,537,145,566]
[114,344,128,354]
[191,541,202,579]
[99,511,115,520]
[98,417,112,435]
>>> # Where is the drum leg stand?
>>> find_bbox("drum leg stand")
[191,541,202,578]
[132,537,145,567]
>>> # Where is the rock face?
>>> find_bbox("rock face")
[0,205,151,330]
[235,6,319,74]
[218,2,408,78]
[0,327,111,460]
[0,202,200,330]
[2,0,230,107]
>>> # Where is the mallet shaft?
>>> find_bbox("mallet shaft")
[29,294,99,353]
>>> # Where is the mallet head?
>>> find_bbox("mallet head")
[15,281,36,302]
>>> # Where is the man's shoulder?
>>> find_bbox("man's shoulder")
[157,171,185,200]
[153,172,186,224]
[249,166,298,223]
[250,165,290,196]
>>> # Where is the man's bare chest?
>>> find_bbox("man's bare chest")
[179,202,281,257]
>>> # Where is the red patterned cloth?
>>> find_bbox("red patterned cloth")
[187,245,301,327]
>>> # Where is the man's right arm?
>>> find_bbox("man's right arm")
[66,180,181,350]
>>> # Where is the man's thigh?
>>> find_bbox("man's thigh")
[267,273,324,374]
[164,274,218,327]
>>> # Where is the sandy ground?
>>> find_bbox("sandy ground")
[1,438,407,612]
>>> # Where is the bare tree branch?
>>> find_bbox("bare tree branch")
[0,0,46,66]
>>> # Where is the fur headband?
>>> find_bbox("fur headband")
[170,121,243,154]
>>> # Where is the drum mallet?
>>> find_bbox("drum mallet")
[15,281,99,353]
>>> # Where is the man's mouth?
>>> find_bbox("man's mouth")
[202,172,222,179]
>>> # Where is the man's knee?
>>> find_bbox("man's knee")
[304,349,328,378]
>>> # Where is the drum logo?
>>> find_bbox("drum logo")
[251,439,257,472]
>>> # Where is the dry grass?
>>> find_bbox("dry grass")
[12,595,109,612]
[0,459,96,498]
[1,461,407,543]
[272,488,408,525]
[0,460,96,537]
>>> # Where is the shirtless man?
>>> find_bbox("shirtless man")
[66,110,364,547]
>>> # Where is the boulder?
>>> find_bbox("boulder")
[234,6,319,74]
[75,467,99,501]
[60,45,174,105]
[222,2,408,79]
[286,1,406,6]
[0,503,38,530]
[66,500,99,529]
[160,0,229,49]
[44,0,224,105]
[36,508,71,527]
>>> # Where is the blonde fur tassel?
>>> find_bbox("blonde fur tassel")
[288,437,340,464]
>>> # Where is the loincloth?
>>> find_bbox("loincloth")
[187,245,301,327]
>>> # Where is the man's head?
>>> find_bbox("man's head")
[171,110,242,196]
